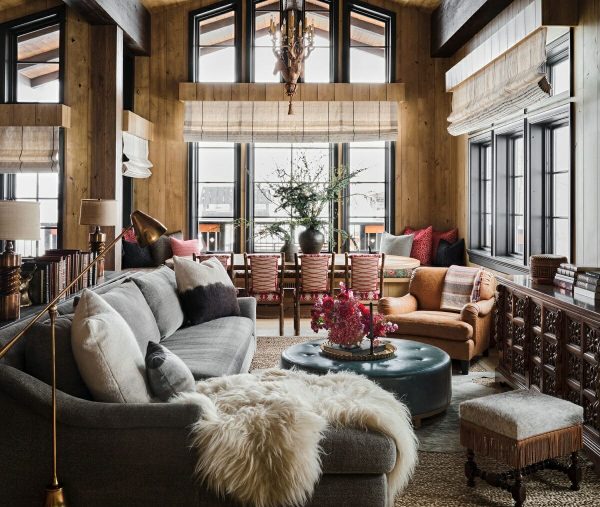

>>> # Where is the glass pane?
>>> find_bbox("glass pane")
[513,137,524,176]
[197,146,235,181]
[349,147,385,182]
[39,199,58,225]
[514,176,524,215]
[255,11,279,45]
[255,0,279,11]
[485,213,492,248]
[17,24,60,60]
[349,47,386,83]
[484,146,492,178]
[198,11,235,46]
[198,47,236,82]
[254,46,280,82]
[553,218,570,257]
[303,47,330,82]
[349,183,385,218]
[551,58,570,96]
[306,0,330,11]
[198,183,234,218]
[38,173,59,198]
[553,126,569,172]
[198,221,234,252]
[347,219,385,252]
[254,186,288,217]
[292,147,330,180]
[14,173,37,198]
[553,171,570,217]
[252,219,288,252]
[485,180,492,212]
[350,11,385,47]
[513,215,525,255]
[254,147,292,181]
[17,62,60,102]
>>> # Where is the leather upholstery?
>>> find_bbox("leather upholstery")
[378,266,497,362]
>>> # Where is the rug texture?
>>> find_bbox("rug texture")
[176,368,418,507]
[252,336,600,507]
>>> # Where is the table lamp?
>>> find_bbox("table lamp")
[79,199,118,278]
[0,200,41,320]
[0,209,166,507]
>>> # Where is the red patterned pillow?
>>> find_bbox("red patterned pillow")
[432,228,458,260]
[122,227,137,243]
[170,237,203,257]
[403,226,433,266]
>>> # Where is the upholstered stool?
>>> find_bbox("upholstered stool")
[459,390,584,507]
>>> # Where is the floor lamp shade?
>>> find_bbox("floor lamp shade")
[79,199,118,226]
[0,201,41,241]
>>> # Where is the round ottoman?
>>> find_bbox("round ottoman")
[281,338,452,426]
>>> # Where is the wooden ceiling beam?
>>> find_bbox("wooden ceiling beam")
[430,0,512,57]
[61,0,150,55]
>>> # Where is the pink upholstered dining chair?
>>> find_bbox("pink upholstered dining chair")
[345,253,386,302]
[193,252,235,282]
[244,253,285,335]
[293,253,335,336]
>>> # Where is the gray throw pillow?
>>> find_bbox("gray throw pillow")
[174,256,240,325]
[100,281,161,352]
[379,232,414,257]
[24,316,92,400]
[132,266,185,339]
[145,341,195,401]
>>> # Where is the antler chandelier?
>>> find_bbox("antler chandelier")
[269,0,315,115]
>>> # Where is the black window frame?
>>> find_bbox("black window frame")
[507,134,525,257]
[468,133,493,253]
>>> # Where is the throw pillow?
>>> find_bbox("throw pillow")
[170,237,203,257]
[434,238,465,267]
[71,289,152,403]
[379,232,414,257]
[174,256,240,325]
[148,231,182,266]
[145,341,195,401]
[132,266,185,339]
[122,239,154,268]
[404,226,434,266]
[24,315,92,399]
[439,265,482,312]
[432,228,458,260]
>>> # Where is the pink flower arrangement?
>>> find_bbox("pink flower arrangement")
[311,283,398,346]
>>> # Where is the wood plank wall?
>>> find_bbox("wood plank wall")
[132,0,460,239]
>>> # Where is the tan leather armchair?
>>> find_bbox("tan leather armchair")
[378,267,496,374]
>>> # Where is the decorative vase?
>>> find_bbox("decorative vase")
[280,239,299,263]
[298,227,325,254]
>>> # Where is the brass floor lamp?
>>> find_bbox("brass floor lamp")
[0,210,166,507]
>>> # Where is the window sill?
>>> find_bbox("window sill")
[467,249,529,275]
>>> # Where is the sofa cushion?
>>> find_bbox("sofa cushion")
[24,315,92,399]
[100,281,161,352]
[379,232,413,257]
[133,266,185,339]
[170,237,203,257]
[161,316,254,378]
[122,239,154,268]
[432,228,458,260]
[404,226,433,265]
[71,290,152,403]
[434,238,465,267]
[387,310,473,342]
[145,341,196,401]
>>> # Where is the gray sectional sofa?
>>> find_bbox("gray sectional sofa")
[0,267,397,507]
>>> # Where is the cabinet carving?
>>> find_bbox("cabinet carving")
[496,277,600,469]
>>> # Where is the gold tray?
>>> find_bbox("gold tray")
[320,341,397,361]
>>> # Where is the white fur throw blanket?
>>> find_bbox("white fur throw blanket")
[175,368,418,507]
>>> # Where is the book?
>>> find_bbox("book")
[560,264,600,273]
[581,271,600,281]
[574,287,600,301]
[553,279,574,291]
[555,287,574,296]
[557,267,577,277]
[576,280,600,292]
[555,273,575,283]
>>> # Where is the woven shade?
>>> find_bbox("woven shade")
[0,126,59,173]
[122,132,153,178]
[183,101,398,143]
[447,29,550,136]
[79,199,118,226]
[0,201,41,240]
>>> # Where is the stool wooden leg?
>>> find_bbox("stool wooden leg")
[568,451,582,491]
[465,449,477,488]
[511,470,526,507]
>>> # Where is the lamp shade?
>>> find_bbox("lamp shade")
[79,199,118,226]
[0,201,41,240]
[131,210,167,248]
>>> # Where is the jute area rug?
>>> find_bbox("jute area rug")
[251,336,600,507]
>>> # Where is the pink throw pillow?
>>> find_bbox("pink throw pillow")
[432,228,458,260]
[170,237,202,257]
[403,226,434,266]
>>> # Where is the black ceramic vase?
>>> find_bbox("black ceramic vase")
[280,240,299,262]
[299,227,325,254]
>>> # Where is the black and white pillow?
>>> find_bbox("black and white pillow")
[173,256,240,325]
[145,341,195,401]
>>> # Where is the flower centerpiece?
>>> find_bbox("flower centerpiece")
[311,283,398,348]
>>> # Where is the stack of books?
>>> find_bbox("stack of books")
[574,271,600,302]
[553,263,579,293]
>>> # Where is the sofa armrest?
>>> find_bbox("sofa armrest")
[238,297,257,323]
[378,294,418,315]
[460,298,495,322]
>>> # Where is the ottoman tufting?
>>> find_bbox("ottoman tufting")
[459,389,584,507]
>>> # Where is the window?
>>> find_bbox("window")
[508,136,525,255]
[480,144,493,250]
[344,1,394,83]
[547,33,570,97]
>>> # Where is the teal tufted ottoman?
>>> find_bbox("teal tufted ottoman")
[459,389,584,507]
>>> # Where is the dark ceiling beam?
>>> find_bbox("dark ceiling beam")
[430,0,513,57]
[61,0,150,55]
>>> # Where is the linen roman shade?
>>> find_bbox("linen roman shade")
[183,101,398,143]
[447,29,550,136]
[122,132,153,178]
[0,126,59,173]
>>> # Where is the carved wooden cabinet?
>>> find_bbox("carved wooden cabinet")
[495,276,600,467]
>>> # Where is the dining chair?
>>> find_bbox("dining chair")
[293,253,335,336]
[193,252,235,282]
[345,252,386,302]
[244,253,285,335]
